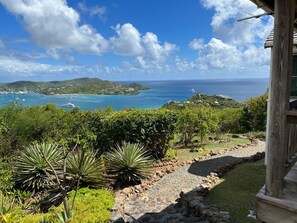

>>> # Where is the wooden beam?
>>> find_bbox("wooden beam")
[266,0,295,198]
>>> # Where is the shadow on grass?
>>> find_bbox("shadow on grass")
[112,153,264,223]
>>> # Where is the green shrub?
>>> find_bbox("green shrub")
[176,107,218,146]
[0,105,176,159]
[0,160,13,192]
[240,93,268,132]
[218,108,243,133]
[6,188,114,223]
[0,190,16,222]
[163,148,177,161]
[66,188,114,223]
[105,142,153,187]
[90,109,176,159]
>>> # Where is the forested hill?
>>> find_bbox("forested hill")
[162,93,239,109]
[0,78,150,95]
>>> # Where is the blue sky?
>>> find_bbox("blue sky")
[0,0,273,82]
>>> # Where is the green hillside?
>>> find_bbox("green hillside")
[0,78,149,95]
[162,93,239,109]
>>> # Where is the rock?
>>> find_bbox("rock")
[122,187,132,195]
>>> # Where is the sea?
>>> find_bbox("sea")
[0,78,269,111]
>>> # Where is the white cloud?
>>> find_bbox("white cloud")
[78,2,107,21]
[175,56,192,72]
[110,23,177,64]
[243,45,270,65]
[198,38,242,70]
[192,0,273,72]
[110,23,144,56]
[0,56,82,76]
[143,32,177,62]
[189,38,204,50]
[201,0,259,29]
[201,0,273,46]
[0,0,109,55]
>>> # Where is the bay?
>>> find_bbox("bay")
[0,78,269,111]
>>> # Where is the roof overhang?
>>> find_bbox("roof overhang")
[250,0,297,29]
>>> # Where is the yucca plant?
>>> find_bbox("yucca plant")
[105,142,153,187]
[14,142,62,191]
[66,150,105,187]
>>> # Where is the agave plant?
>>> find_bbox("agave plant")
[66,150,105,187]
[14,142,62,191]
[105,142,153,186]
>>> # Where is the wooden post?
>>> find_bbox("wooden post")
[265,0,295,198]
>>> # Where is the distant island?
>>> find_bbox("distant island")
[162,93,239,109]
[0,78,150,95]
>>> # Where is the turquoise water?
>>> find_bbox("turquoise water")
[0,78,269,111]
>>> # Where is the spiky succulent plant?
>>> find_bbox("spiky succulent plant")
[66,150,105,187]
[14,142,62,191]
[105,142,153,186]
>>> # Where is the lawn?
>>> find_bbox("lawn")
[172,134,250,161]
[207,161,266,223]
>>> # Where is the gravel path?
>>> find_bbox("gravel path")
[111,141,265,223]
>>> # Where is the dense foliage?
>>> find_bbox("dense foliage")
[241,93,268,132]
[91,109,177,158]
[0,104,176,159]
[176,107,219,146]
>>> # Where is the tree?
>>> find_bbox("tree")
[241,93,268,132]
[176,109,198,146]
[196,107,219,143]
[176,107,218,146]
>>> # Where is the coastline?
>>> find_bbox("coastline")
[0,79,269,111]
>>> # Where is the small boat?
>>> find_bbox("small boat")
[62,102,75,108]
[191,88,195,93]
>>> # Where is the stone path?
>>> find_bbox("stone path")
[111,141,265,223]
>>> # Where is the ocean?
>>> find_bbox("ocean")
[0,78,269,111]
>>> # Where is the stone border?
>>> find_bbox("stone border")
[181,151,265,223]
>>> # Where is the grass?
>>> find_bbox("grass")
[173,134,250,161]
[207,161,266,223]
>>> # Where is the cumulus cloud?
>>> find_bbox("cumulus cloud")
[189,38,204,50]
[78,2,107,21]
[110,23,144,56]
[201,0,273,45]
[175,56,197,72]
[110,23,177,64]
[0,0,109,55]
[143,32,176,62]
[191,0,273,72]
[197,38,242,70]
